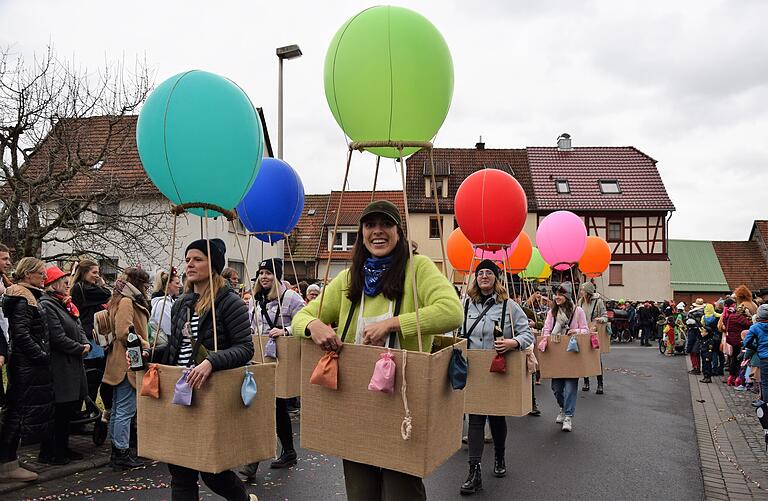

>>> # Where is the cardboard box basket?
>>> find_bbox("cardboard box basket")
[252,334,302,398]
[300,337,467,478]
[535,335,602,379]
[137,363,276,474]
[464,350,532,417]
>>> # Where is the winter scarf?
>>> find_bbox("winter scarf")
[114,279,149,310]
[50,291,80,318]
[363,255,393,297]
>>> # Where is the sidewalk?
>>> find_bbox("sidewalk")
[0,431,110,496]
[689,362,768,500]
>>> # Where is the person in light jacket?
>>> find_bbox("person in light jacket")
[577,282,608,394]
[541,282,588,432]
[458,259,533,495]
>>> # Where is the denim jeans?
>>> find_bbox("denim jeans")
[551,378,578,417]
[109,377,136,450]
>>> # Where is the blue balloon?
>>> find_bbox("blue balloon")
[136,70,264,217]
[236,158,305,243]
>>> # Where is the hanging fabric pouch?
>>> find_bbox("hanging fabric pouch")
[489,353,507,373]
[140,363,160,399]
[310,351,339,390]
[537,337,548,352]
[264,337,277,359]
[368,351,396,394]
[172,370,193,406]
[567,335,580,353]
[590,333,600,350]
[448,347,468,390]
[241,370,258,407]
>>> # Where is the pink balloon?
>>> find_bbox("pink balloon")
[473,236,519,263]
[536,211,587,271]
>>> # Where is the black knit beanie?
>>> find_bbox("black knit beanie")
[257,258,284,282]
[185,238,226,275]
[475,259,500,278]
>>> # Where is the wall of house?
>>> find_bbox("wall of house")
[600,259,673,301]
[41,197,275,283]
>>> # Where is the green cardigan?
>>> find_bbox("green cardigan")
[293,255,463,352]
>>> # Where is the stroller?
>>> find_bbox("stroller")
[608,308,633,343]
[69,363,108,446]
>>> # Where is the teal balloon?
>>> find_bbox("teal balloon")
[324,6,454,158]
[136,70,264,217]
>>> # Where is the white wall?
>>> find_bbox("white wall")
[597,260,673,301]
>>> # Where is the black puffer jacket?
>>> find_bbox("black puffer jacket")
[2,284,54,442]
[39,294,89,403]
[70,282,111,339]
[153,285,253,370]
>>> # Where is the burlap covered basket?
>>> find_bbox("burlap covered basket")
[594,322,611,354]
[137,363,276,473]
[535,334,601,379]
[300,336,467,478]
[464,349,532,417]
[252,334,302,398]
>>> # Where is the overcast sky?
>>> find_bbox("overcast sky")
[1,0,765,241]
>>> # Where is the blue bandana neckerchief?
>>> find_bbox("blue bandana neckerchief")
[363,256,393,297]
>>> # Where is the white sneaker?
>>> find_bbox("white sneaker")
[562,417,573,432]
[555,409,565,424]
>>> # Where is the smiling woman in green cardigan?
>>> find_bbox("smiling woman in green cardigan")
[292,200,463,501]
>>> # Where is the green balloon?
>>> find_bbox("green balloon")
[324,6,454,158]
[519,248,546,281]
[136,70,264,217]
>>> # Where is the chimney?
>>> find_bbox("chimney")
[475,136,485,150]
[557,133,573,151]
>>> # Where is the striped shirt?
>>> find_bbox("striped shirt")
[177,313,198,367]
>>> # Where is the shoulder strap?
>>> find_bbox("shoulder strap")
[500,300,507,331]
[340,302,358,343]
[462,301,496,338]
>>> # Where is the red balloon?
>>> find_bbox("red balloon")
[455,169,527,251]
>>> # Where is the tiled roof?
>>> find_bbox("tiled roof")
[22,115,159,198]
[668,240,730,292]
[712,240,768,292]
[318,190,406,261]
[751,220,768,244]
[527,147,675,212]
[405,148,534,213]
[286,194,330,261]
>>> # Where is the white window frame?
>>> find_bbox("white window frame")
[328,226,358,251]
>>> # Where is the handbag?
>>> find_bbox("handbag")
[310,351,339,390]
[567,335,580,353]
[172,370,193,406]
[241,370,258,407]
[140,363,160,399]
[489,353,506,373]
[368,351,396,394]
[264,337,277,359]
[590,333,600,350]
[448,346,468,390]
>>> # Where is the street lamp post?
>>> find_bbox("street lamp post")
[276,44,302,160]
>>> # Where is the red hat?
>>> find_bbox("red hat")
[44,266,67,287]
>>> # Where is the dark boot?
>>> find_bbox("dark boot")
[109,445,145,470]
[240,462,259,479]
[460,462,482,495]
[700,376,712,383]
[582,379,590,392]
[270,449,297,469]
[528,403,541,416]
[596,384,604,395]
[493,450,506,478]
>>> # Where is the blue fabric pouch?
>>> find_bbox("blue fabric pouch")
[241,370,257,407]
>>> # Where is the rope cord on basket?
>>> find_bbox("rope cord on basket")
[371,155,381,202]
[397,146,423,353]
[231,219,263,355]
[427,148,449,278]
[150,210,178,361]
[316,147,354,320]
[400,349,412,441]
[203,210,218,352]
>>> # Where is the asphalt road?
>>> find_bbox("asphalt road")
[9,344,703,501]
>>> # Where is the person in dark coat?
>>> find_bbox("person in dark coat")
[149,239,256,501]
[38,266,91,465]
[0,257,53,483]
[70,258,113,420]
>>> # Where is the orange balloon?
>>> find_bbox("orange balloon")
[506,232,533,273]
[447,228,474,272]
[578,236,611,278]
